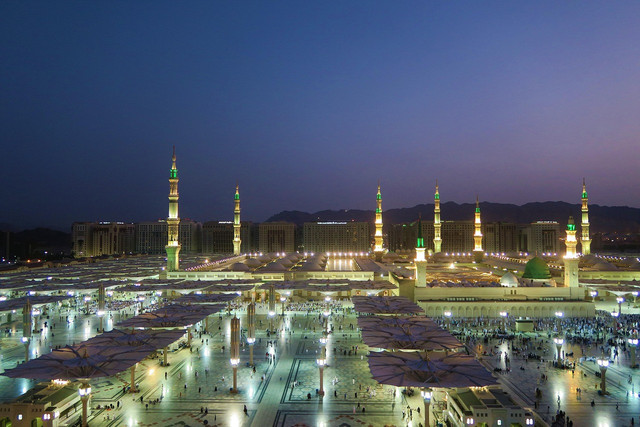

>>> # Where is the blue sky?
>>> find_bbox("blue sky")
[2,1,639,229]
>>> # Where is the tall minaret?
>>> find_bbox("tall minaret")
[233,184,241,255]
[473,196,484,261]
[415,216,427,287]
[373,182,384,258]
[564,216,579,287]
[433,180,442,253]
[580,178,591,255]
[165,147,181,272]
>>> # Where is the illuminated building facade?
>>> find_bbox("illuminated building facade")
[71,222,135,257]
[203,221,251,254]
[302,222,370,253]
[259,222,295,253]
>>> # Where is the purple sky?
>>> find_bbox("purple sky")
[2,1,640,230]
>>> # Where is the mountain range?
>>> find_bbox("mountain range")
[266,201,640,233]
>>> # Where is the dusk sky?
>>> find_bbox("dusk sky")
[2,1,640,230]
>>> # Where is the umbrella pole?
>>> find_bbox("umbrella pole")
[164,347,168,367]
[250,344,254,366]
[130,365,137,393]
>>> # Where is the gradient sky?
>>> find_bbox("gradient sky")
[2,1,640,230]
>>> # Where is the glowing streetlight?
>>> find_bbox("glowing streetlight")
[77,382,92,427]
[617,297,625,314]
[597,359,609,394]
[590,290,598,303]
[553,338,564,364]
[555,311,564,333]
[634,291,639,305]
[499,311,508,331]
[230,316,240,393]
[421,389,432,426]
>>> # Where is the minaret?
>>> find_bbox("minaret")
[165,147,181,272]
[373,182,384,258]
[415,216,427,287]
[473,196,484,261]
[433,180,442,253]
[564,216,579,287]
[580,178,591,255]
[233,184,241,255]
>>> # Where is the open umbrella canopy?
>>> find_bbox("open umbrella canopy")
[173,293,239,304]
[352,296,424,315]
[357,316,464,351]
[368,351,497,388]
[2,343,154,380]
[202,284,255,293]
[116,304,224,328]
[349,280,397,291]
[0,295,73,312]
[84,328,185,349]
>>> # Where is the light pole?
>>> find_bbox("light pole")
[597,359,609,394]
[499,311,508,332]
[247,302,256,366]
[230,316,240,393]
[444,310,452,329]
[555,311,564,333]
[280,296,286,316]
[634,291,639,306]
[78,382,91,427]
[554,338,564,365]
[316,346,326,397]
[629,338,638,368]
[97,283,106,332]
[421,389,432,427]
[617,297,625,315]
[590,290,598,303]
[22,300,32,362]
[268,285,276,332]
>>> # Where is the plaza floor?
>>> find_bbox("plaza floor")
[2,300,640,426]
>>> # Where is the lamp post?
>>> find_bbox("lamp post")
[78,382,91,427]
[230,316,240,393]
[444,310,452,329]
[555,311,564,333]
[268,286,276,332]
[617,297,625,315]
[421,388,432,427]
[22,300,32,362]
[247,302,256,366]
[590,291,598,303]
[280,296,286,316]
[316,347,326,397]
[612,311,620,332]
[629,338,639,368]
[97,283,106,332]
[597,359,609,394]
[499,311,508,332]
[553,338,564,364]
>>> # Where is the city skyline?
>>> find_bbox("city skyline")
[2,2,640,230]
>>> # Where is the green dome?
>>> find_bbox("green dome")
[522,256,551,279]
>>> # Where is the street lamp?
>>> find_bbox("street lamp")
[629,338,639,368]
[443,311,452,329]
[617,297,625,314]
[634,291,639,305]
[421,389,432,427]
[248,302,256,366]
[499,311,508,331]
[77,382,91,427]
[553,338,564,364]
[231,316,240,393]
[230,358,239,393]
[316,347,326,397]
[590,291,598,303]
[280,296,286,316]
[597,359,609,394]
[555,311,564,333]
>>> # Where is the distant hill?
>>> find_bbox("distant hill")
[0,228,71,259]
[266,202,640,233]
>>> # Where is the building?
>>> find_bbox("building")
[71,222,135,257]
[135,220,201,254]
[0,381,86,427]
[258,222,295,253]
[202,221,251,254]
[526,221,562,255]
[302,222,370,253]
[483,222,518,254]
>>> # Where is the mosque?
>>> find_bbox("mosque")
[162,150,640,318]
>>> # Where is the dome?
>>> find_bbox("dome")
[500,272,519,287]
[522,257,551,279]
